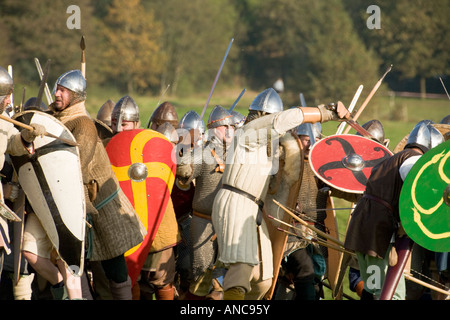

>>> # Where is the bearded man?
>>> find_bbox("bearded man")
[22,70,146,300]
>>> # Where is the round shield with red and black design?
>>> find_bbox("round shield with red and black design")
[106,129,176,284]
[309,134,393,194]
[399,140,450,252]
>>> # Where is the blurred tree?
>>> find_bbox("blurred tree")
[100,0,165,94]
[0,0,95,89]
[344,0,450,97]
[241,0,380,105]
[147,0,237,96]
[0,19,14,67]
[303,1,381,104]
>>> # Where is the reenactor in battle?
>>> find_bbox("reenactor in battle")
[176,105,235,300]
[344,120,445,300]
[147,102,197,299]
[23,70,146,300]
[109,96,181,300]
[276,122,328,300]
[278,121,362,300]
[211,87,350,300]
[96,99,115,129]
[148,101,179,131]
[0,66,45,299]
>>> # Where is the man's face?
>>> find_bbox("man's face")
[214,125,235,145]
[111,119,138,133]
[299,135,311,157]
[54,85,73,111]
[0,95,11,113]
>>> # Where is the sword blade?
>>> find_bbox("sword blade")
[34,57,53,105]
[439,77,450,100]
[336,85,363,135]
[200,37,234,120]
[343,118,374,139]
[300,93,307,107]
[35,59,51,109]
[229,88,246,112]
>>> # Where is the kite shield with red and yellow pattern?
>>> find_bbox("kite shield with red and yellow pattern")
[106,129,176,285]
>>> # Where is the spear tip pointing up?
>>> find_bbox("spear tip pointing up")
[80,35,86,78]
[80,35,86,50]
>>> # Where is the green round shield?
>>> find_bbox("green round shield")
[399,140,450,252]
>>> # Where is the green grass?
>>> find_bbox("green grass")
[84,86,449,147]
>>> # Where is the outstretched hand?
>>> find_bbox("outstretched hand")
[21,123,46,142]
[318,101,350,122]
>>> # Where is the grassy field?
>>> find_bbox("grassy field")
[84,85,449,148]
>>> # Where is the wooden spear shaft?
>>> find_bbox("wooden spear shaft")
[343,64,392,134]
[274,215,449,297]
[269,213,354,255]
[80,36,86,78]
[273,199,345,247]
[404,273,450,297]
[0,114,78,146]
[276,225,355,256]
[272,204,449,297]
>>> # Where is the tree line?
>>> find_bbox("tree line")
[0,0,448,106]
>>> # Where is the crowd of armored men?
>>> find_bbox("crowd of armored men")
[0,66,449,301]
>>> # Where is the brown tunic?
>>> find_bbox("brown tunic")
[344,148,421,259]
[51,102,146,261]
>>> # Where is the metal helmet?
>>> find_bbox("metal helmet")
[296,122,322,145]
[150,101,179,128]
[156,122,179,144]
[417,119,434,126]
[230,110,246,129]
[52,70,86,99]
[406,121,431,151]
[111,95,140,132]
[23,97,48,111]
[0,66,13,103]
[178,110,205,134]
[96,99,115,127]
[207,105,233,129]
[429,125,445,149]
[439,115,450,125]
[248,88,283,114]
[356,119,385,144]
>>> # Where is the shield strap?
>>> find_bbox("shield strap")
[222,184,264,226]
[94,188,120,211]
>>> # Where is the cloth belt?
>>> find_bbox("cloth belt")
[363,194,395,213]
[221,184,264,226]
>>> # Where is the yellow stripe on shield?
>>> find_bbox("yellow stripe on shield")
[110,130,176,256]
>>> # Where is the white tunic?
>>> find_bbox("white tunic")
[212,108,306,280]
[0,111,32,254]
